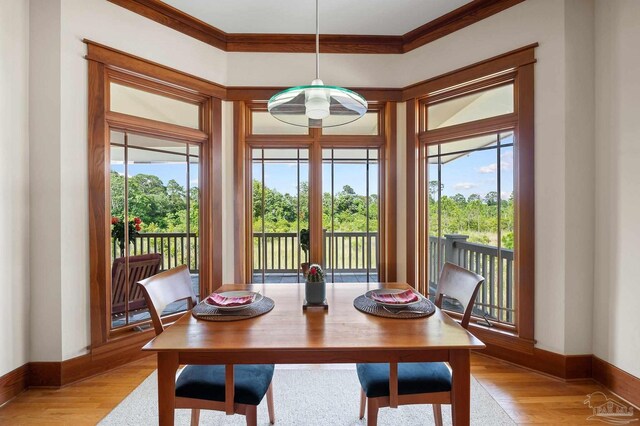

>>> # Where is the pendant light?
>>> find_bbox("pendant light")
[267,0,368,128]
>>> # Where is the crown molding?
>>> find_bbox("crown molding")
[107,0,525,54]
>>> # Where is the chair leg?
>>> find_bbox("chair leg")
[266,383,275,424]
[433,404,443,426]
[245,405,257,426]
[190,408,200,426]
[359,389,366,419]
[366,398,379,426]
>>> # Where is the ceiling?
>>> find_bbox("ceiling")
[161,0,472,35]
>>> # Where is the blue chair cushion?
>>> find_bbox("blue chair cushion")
[175,364,275,406]
[356,362,452,398]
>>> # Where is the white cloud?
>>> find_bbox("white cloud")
[453,182,479,190]
[501,151,513,171]
[479,163,497,174]
[478,151,514,174]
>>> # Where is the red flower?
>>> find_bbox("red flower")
[111,217,119,225]
[135,224,141,232]
[309,267,317,275]
[133,217,142,225]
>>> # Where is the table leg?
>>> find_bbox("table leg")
[158,352,179,426]
[450,349,470,426]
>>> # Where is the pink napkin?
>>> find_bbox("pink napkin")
[206,292,255,307]
[371,289,419,304]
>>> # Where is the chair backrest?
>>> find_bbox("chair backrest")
[111,253,162,315]
[434,262,484,329]
[137,265,197,335]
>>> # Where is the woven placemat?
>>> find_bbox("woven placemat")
[353,291,435,319]
[192,296,275,322]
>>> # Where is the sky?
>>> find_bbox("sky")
[430,145,514,199]
[110,163,199,189]
[111,142,514,200]
[251,161,380,196]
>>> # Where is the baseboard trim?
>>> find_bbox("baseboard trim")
[592,356,640,408]
[26,331,153,388]
[0,364,29,406]
[3,342,638,410]
[478,341,592,380]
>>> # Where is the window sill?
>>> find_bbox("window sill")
[467,322,535,355]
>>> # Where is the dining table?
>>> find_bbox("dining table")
[142,282,485,425]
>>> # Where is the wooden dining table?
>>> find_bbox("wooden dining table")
[142,282,485,425]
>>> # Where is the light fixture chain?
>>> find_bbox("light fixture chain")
[267,0,367,128]
[315,0,320,79]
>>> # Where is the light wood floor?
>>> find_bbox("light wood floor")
[0,353,637,425]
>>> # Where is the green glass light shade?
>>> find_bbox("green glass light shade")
[267,79,368,128]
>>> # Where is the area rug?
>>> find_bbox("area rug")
[100,367,514,425]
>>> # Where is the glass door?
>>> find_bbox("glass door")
[251,148,310,283]
[322,148,379,282]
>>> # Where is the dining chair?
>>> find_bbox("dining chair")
[138,265,275,426]
[356,262,484,426]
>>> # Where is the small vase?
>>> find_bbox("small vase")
[305,280,326,304]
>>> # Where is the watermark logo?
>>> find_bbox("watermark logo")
[584,392,638,425]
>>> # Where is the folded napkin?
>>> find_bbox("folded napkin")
[371,289,419,304]
[206,292,256,307]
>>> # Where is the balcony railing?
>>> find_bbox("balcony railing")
[111,232,199,272]
[253,231,378,273]
[429,235,514,324]
[109,232,511,323]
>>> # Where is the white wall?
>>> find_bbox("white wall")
[226,0,594,355]
[563,0,595,355]
[25,0,636,373]
[51,0,576,359]
[55,0,229,360]
[29,0,64,363]
[0,0,31,376]
[593,0,640,379]
[399,0,572,355]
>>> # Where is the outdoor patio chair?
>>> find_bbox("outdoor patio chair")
[111,253,162,315]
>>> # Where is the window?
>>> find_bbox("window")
[251,111,309,135]
[407,50,535,344]
[88,61,221,344]
[236,102,394,284]
[427,132,515,325]
[427,84,514,130]
[322,148,379,282]
[110,82,201,129]
[109,131,201,329]
[322,111,380,135]
[251,148,310,283]
[420,80,523,332]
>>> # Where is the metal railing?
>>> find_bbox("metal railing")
[252,231,378,273]
[429,235,514,324]
[111,232,199,272]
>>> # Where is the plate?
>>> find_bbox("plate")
[365,289,423,308]
[204,291,263,311]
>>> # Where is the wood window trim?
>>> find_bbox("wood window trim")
[83,39,535,363]
[405,45,536,348]
[106,0,524,55]
[87,53,222,348]
[233,102,397,283]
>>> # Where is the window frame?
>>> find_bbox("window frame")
[88,58,222,346]
[406,47,535,348]
[233,101,396,284]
